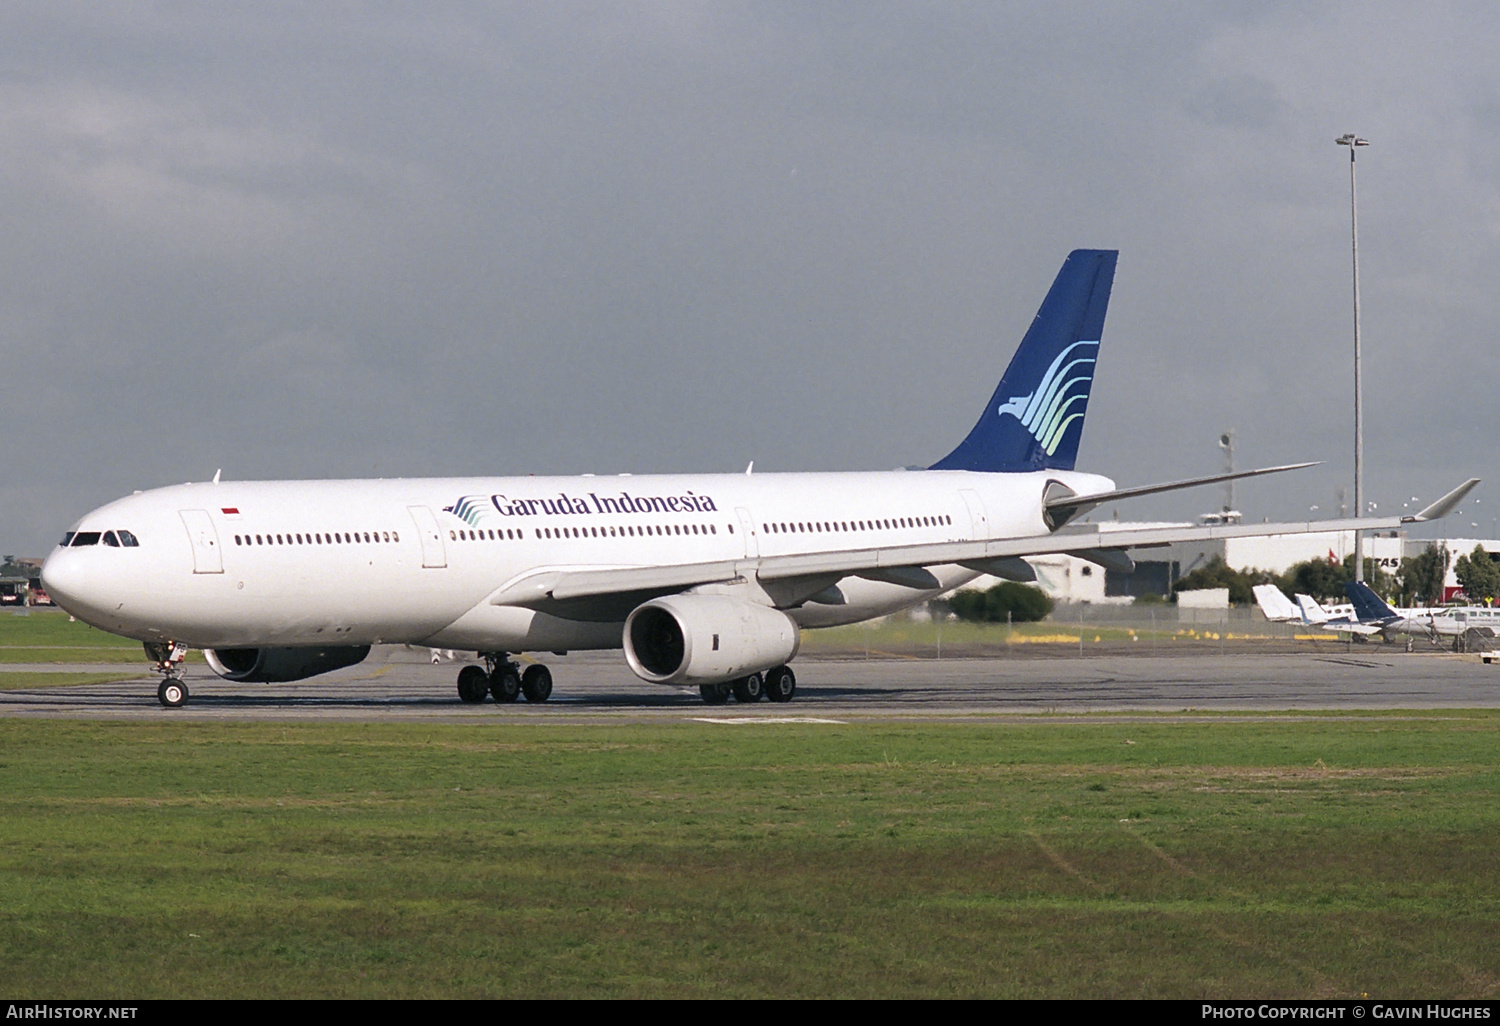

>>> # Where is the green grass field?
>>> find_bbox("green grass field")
[2,716,1497,998]
[0,610,202,663]
[0,611,138,647]
[0,671,152,690]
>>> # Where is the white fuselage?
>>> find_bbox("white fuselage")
[40,468,1112,656]
[1368,606,1500,639]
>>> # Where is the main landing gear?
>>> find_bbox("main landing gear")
[698,665,797,705]
[145,641,189,708]
[456,653,553,704]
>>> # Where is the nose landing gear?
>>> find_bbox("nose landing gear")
[158,678,189,708]
[145,641,189,708]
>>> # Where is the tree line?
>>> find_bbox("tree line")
[1170,544,1498,608]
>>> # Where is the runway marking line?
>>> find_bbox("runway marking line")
[691,717,846,725]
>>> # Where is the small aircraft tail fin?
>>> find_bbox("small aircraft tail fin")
[1345,580,1399,623]
[931,249,1117,473]
[1295,593,1330,624]
[1253,584,1300,622]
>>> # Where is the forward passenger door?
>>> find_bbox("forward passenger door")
[178,509,224,574]
[407,506,448,568]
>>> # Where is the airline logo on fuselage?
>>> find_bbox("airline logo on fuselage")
[444,491,720,525]
[996,340,1098,456]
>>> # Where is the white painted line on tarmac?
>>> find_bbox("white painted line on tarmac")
[692,716,846,725]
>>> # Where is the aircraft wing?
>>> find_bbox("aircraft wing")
[1313,619,1385,637]
[487,502,1469,616]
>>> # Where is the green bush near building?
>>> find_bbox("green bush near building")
[947,581,1055,623]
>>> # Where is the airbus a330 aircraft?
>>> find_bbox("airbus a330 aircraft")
[40,250,1478,707]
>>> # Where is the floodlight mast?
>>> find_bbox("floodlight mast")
[1336,133,1369,581]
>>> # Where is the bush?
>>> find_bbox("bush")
[948,582,1055,623]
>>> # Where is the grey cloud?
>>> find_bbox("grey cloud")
[1186,75,1285,129]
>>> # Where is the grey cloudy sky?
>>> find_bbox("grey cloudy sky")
[3,2,1498,554]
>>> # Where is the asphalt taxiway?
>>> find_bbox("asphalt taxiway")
[2,646,1496,721]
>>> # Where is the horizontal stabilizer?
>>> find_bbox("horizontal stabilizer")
[1045,462,1319,521]
[1405,478,1481,522]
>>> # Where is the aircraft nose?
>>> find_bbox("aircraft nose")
[40,549,92,616]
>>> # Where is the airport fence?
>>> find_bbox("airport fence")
[799,602,1379,659]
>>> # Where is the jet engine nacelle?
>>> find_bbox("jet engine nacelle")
[204,645,371,683]
[623,594,800,685]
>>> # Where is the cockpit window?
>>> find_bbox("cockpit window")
[102,531,120,547]
[71,532,101,547]
[118,530,139,547]
[60,532,75,547]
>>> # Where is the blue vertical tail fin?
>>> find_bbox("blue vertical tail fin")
[931,249,1117,472]
[1345,580,1398,623]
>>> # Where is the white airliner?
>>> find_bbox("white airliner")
[40,250,1478,707]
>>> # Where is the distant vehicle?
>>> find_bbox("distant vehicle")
[26,577,53,606]
[0,577,26,606]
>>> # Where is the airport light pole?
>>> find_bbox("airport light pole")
[1337,133,1369,581]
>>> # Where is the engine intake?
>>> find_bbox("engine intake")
[623,594,800,685]
[204,645,371,683]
